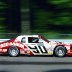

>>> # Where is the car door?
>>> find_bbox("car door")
[27,37,48,55]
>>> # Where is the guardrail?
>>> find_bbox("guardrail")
[0,39,72,43]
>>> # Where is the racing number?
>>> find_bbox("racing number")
[28,46,39,53]
[39,46,47,53]
[28,46,47,54]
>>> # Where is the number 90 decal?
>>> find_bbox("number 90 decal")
[28,46,48,54]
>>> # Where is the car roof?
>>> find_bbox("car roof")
[18,35,39,38]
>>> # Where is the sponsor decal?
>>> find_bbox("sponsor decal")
[0,49,2,51]
[2,49,7,52]
[0,42,24,48]
[48,50,53,54]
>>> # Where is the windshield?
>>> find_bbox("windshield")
[39,36,50,43]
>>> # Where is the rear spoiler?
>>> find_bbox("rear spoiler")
[0,39,10,42]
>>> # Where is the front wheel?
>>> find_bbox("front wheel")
[8,46,20,57]
[54,46,67,57]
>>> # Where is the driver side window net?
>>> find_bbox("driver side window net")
[28,37,39,43]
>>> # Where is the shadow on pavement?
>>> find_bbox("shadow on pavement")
[0,61,72,65]
[0,54,54,57]
[0,54,71,57]
[0,70,11,72]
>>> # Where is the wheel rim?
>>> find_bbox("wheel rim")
[57,49,64,56]
[9,47,19,56]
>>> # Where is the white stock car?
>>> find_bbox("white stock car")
[0,35,71,57]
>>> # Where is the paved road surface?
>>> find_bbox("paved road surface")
[0,56,72,72]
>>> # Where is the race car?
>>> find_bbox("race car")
[0,35,71,57]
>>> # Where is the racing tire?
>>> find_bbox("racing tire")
[8,46,20,57]
[54,46,67,57]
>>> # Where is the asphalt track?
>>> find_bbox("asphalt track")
[0,55,72,72]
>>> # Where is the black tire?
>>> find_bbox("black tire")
[8,46,20,57]
[54,46,67,57]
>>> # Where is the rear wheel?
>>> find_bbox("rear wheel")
[54,46,67,57]
[8,46,20,57]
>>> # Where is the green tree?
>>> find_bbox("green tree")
[31,0,72,35]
